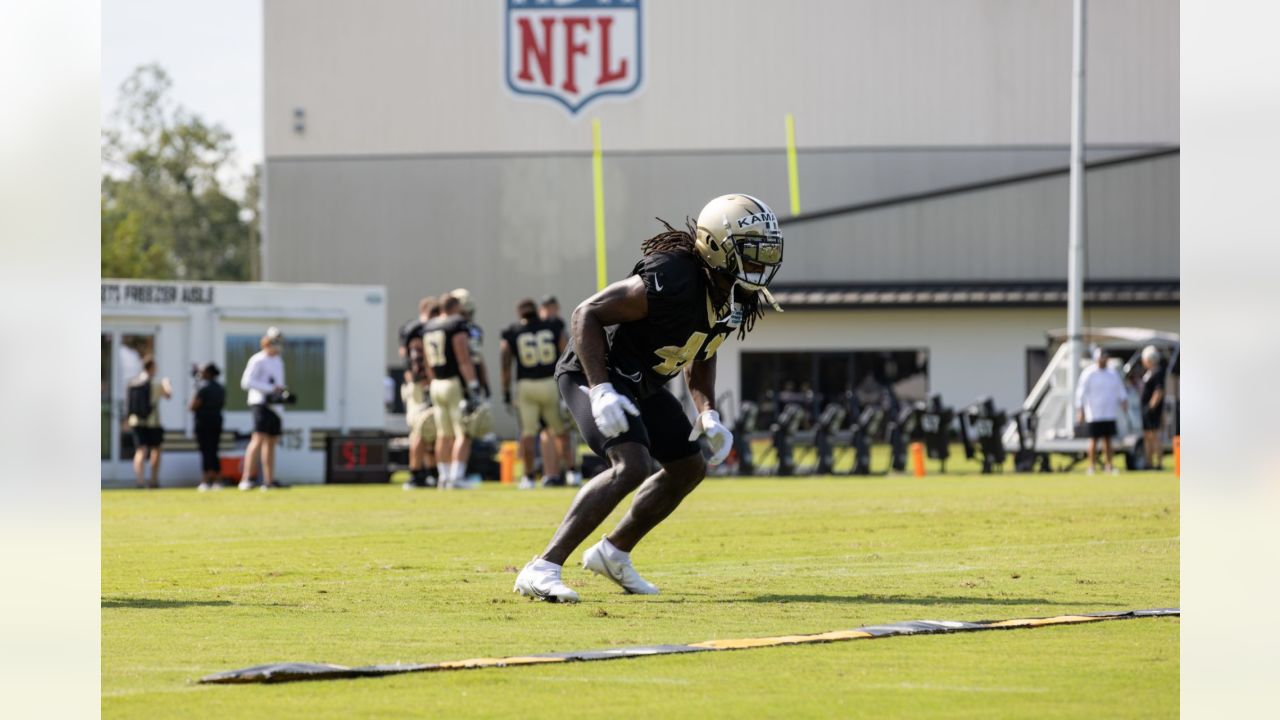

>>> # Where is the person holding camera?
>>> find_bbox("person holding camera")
[127,355,172,488]
[239,327,289,490]
[190,362,226,491]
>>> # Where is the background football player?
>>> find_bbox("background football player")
[450,288,493,480]
[400,297,440,489]
[500,297,568,488]
[537,296,580,486]
[398,296,437,366]
[515,194,784,602]
[423,293,484,489]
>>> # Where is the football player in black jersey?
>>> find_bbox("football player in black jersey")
[398,296,437,366]
[537,295,580,486]
[423,293,484,489]
[449,289,494,478]
[401,298,440,489]
[501,298,568,488]
[515,194,784,602]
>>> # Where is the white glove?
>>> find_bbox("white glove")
[589,383,639,439]
[689,409,733,465]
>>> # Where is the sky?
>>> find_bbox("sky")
[101,0,261,196]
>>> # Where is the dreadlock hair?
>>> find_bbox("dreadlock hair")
[642,217,766,341]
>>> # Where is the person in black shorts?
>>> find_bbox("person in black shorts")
[190,363,226,491]
[1139,345,1166,469]
[127,355,172,489]
[514,194,784,602]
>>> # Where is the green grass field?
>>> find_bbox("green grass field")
[102,471,1178,719]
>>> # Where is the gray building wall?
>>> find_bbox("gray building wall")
[265,151,1177,363]
[262,0,1179,433]
[785,152,1180,283]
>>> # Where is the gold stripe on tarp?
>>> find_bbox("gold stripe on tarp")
[198,608,1178,685]
[690,629,876,650]
[435,656,566,669]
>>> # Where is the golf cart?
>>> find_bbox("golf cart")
[1003,327,1180,469]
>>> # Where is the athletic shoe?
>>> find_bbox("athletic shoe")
[513,558,580,603]
[197,482,212,492]
[260,481,290,491]
[211,481,225,491]
[565,470,582,487]
[403,478,427,490]
[517,476,537,490]
[1085,466,1095,476]
[582,537,659,595]
[238,479,255,491]
[541,475,565,488]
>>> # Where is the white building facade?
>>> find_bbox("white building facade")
[101,280,387,486]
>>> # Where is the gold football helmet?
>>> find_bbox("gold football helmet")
[450,288,476,317]
[461,400,493,438]
[694,194,784,291]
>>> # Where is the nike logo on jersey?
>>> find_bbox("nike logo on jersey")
[618,370,642,383]
[653,274,664,292]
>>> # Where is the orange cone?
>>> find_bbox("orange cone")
[1173,435,1180,477]
[500,442,518,485]
[910,442,926,477]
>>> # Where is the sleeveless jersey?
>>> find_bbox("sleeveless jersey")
[556,252,735,398]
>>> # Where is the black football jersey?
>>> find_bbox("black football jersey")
[399,318,427,349]
[556,251,735,398]
[503,319,563,380]
[422,315,471,380]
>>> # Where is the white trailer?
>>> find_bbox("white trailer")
[1004,327,1180,460]
[101,279,387,487]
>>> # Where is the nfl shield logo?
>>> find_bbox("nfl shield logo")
[505,0,643,115]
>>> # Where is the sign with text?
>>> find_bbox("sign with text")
[101,282,216,306]
[505,0,643,115]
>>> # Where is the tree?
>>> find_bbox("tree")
[101,64,257,281]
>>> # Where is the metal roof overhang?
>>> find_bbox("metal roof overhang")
[767,280,1179,310]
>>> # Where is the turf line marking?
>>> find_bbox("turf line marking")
[197,608,1178,685]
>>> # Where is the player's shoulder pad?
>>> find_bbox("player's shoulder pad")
[399,318,422,340]
[638,251,699,299]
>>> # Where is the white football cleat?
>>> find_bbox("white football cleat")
[582,537,659,595]
[565,470,582,487]
[513,558,580,603]
[238,479,254,491]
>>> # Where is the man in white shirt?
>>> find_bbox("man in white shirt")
[240,327,288,490]
[1075,347,1129,475]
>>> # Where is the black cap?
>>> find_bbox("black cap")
[201,362,221,377]
[540,295,558,306]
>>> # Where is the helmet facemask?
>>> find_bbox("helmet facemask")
[718,214,783,292]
